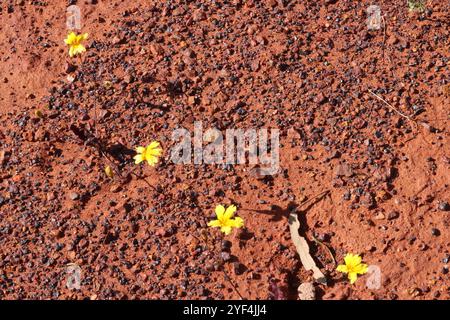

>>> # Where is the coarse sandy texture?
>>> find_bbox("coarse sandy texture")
[0,0,449,300]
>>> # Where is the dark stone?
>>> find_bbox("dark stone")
[232,262,246,275]
[431,228,440,236]
[438,202,450,211]
[221,240,232,251]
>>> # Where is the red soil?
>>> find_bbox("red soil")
[0,0,448,300]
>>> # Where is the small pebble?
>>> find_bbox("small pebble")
[431,228,440,236]
[298,282,315,300]
[69,192,80,200]
[438,202,450,211]
[232,262,245,275]
[220,252,231,262]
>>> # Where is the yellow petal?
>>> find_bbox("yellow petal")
[348,272,358,284]
[354,263,369,275]
[65,32,76,45]
[224,205,237,220]
[344,253,361,268]
[207,220,222,228]
[148,141,160,149]
[220,226,232,235]
[229,216,244,228]
[79,33,88,41]
[146,156,158,166]
[73,44,86,56]
[215,205,225,220]
[134,154,144,164]
[104,165,114,178]
[147,147,162,157]
[336,264,348,273]
[136,146,146,154]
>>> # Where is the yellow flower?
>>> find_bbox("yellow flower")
[336,253,368,284]
[64,31,88,57]
[207,205,244,235]
[133,141,163,166]
[104,165,114,178]
[34,109,44,118]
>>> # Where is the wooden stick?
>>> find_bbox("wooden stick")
[368,89,415,122]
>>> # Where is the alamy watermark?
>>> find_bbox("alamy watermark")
[66,263,81,290]
[170,121,279,176]
[367,5,381,30]
[366,265,382,290]
[66,5,82,30]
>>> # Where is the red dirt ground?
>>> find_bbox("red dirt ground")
[0,0,448,300]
